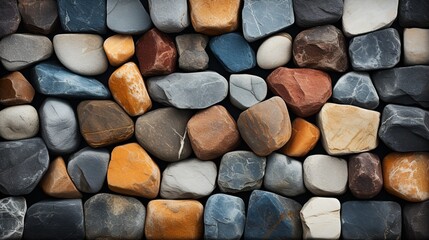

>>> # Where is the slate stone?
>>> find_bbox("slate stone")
[23,199,84,240]
[107,0,152,35]
[31,62,110,99]
[372,65,429,108]
[403,201,429,239]
[399,0,429,28]
[349,28,401,71]
[0,197,26,240]
[0,0,21,38]
[57,0,106,33]
[242,0,295,42]
[67,147,110,194]
[0,71,35,106]
[18,0,58,34]
[39,98,80,154]
[341,201,402,240]
[149,0,189,33]
[244,190,302,239]
[293,0,343,27]
[229,74,267,110]
[348,153,383,199]
[204,194,246,240]
[379,104,429,152]
[147,71,228,109]
[85,193,146,240]
[0,105,39,140]
[175,34,209,71]
[209,32,256,73]
[0,138,49,195]
[218,151,266,193]
[333,72,379,109]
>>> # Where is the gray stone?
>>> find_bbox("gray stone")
[57,0,106,34]
[149,0,189,33]
[175,34,209,71]
[0,34,52,71]
[293,0,343,27]
[264,153,305,197]
[0,197,26,240]
[403,200,429,239]
[67,147,110,193]
[399,0,429,28]
[18,0,58,34]
[0,0,21,38]
[349,28,401,71]
[39,98,80,154]
[242,0,295,42]
[107,0,152,35]
[229,74,267,110]
[333,72,379,109]
[217,151,266,193]
[0,105,39,140]
[147,71,228,109]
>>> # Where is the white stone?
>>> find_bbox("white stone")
[229,74,267,110]
[303,155,347,196]
[257,33,292,69]
[53,34,108,76]
[342,0,399,37]
[404,28,429,65]
[300,197,341,240]
[0,105,39,140]
[160,158,217,199]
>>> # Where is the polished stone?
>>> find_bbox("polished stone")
[107,0,152,35]
[0,105,39,140]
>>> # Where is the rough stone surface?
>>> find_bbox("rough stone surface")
[403,200,429,239]
[149,0,189,33]
[0,105,39,140]
[281,118,320,157]
[399,0,429,28]
[57,0,106,33]
[229,74,267,110]
[0,0,21,38]
[135,107,193,162]
[257,33,293,70]
[0,197,26,240]
[0,71,35,106]
[267,67,332,117]
[293,0,343,27]
[18,0,58,34]
[348,153,383,199]
[175,34,209,71]
[107,0,152,35]
[103,34,135,67]
[404,28,429,65]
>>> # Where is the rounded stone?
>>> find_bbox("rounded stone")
[103,34,135,67]
[280,118,320,158]
[229,74,267,110]
[0,105,39,140]
[348,152,383,199]
[149,0,189,33]
[175,34,209,71]
[106,0,152,35]
[257,33,292,70]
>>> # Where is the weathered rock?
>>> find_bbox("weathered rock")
[0,0,21,38]
[135,107,193,162]
[293,0,343,27]
[103,34,135,66]
[348,153,383,199]
[147,71,228,109]
[349,28,401,71]
[149,0,189,33]
[267,67,332,117]
[257,33,293,70]
[403,201,429,239]
[0,138,49,195]
[229,74,267,110]
[175,34,209,71]
[281,118,320,157]
[57,0,106,33]
[77,100,134,148]
[107,0,152,35]
[160,158,217,199]
[399,0,429,28]
[404,28,429,65]
[0,71,35,106]
[0,197,26,240]
[0,105,39,140]
[18,0,58,34]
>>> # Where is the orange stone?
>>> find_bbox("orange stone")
[383,152,429,202]
[189,0,240,35]
[40,156,82,198]
[107,143,160,199]
[108,62,152,116]
[281,118,320,157]
[103,34,135,67]
[145,199,203,240]
[0,71,35,106]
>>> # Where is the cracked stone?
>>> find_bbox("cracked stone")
[0,197,26,240]
[229,74,267,110]
[107,0,152,35]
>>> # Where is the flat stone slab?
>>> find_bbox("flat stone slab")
[0,197,26,240]
[107,0,152,35]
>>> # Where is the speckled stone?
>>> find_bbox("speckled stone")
[57,0,106,33]
[0,197,26,240]
[107,0,152,35]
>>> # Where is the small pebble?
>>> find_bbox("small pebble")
[257,33,292,70]
[0,197,26,240]
[107,0,151,35]
[57,0,106,33]
[175,34,209,71]
[149,0,189,33]
[0,105,39,140]
[103,34,135,67]
[229,74,267,110]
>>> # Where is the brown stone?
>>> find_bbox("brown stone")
[281,118,320,157]
[187,105,240,160]
[103,34,135,67]
[383,152,429,202]
[108,62,152,116]
[189,0,240,35]
[77,100,134,148]
[237,96,292,156]
[267,67,332,117]
[18,0,58,34]
[348,152,383,199]
[0,71,35,106]
[0,0,21,38]
[40,156,82,198]
[136,28,177,77]
[145,200,204,240]
[107,143,160,199]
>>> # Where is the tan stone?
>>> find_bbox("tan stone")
[404,28,429,65]
[0,71,35,106]
[103,34,135,67]
[281,118,320,157]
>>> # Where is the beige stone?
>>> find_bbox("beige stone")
[404,28,429,65]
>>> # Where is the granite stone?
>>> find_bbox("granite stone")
[175,34,209,71]
[403,201,429,239]
[0,0,21,38]
[149,0,189,33]
[0,105,39,140]
[57,0,106,33]
[229,74,267,110]
[18,0,58,34]
[0,71,35,106]
[0,197,26,240]
[107,0,152,35]
[293,0,343,27]
[256,33,293,70]
[348,153,383,199]
[399,0,429,28]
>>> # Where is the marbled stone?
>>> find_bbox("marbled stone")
[0,71,35,106]
[264,153,305,197]
[57,0,106,33]
[244,190,302,239]
[147,71,228,109]
[348,153,383,199]
[160,158,217,199]
[0,33,52,71]
[103,34,135,66]
[399,0,429,28]
[229,74,267,110]
[0,138,49,195]
[107,0,152,35]
[135,107,193,162]
[175,34,209,71]
[378,104,429,152]
[204,194,245,240]
[0,197,26,240]
[149,0,189,33]
[293,0,343,27]
[0,105,39,140]
[403,200,429,239]
[209,32,256,73]
[257,33,292,70]
[404,28,429,65]
[0,0,20,38]
[23,199,84,240]
[18,0,58,34]
[67,147,110,193]
[242,0,295,42]
[349,28,401,71]
[280,118,320,158]
[85,193,146,240]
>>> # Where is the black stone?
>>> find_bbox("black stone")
[403,200,429,239]
[0,197,26,240]
[0,0,21,38]
[57,0,106,34]
[293,0,343,27]
[399,0,429,28]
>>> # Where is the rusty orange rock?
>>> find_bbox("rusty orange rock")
[103,34,135,67]
[0,71,35,106]
[281,118,320,157]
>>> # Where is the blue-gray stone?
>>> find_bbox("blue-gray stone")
[204,194,246,240]
[149,0,189,33]
[341,201,401,240]
[229,74,267,110]
[403,200,429,239]
[372,65,429,108]
[67,147,110,194]
[242,0,294,42]
[244,190,302,239]
[293,0,343,27]
[209,33,256,73]
[57,0,106,33]
[379,104,429,152]
[399,0,429,28]
[23,199,84,240]
[31,62,110,99]
[349,28,401,71]
[0,197,26,240]
[332,71,379,109]
[217,151,266,193]
[107,0,152,35]
[0,138,49,195]
[147,71,228,109]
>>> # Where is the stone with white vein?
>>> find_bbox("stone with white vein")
[229,74,267,110]
[0,197,26,240]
